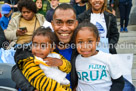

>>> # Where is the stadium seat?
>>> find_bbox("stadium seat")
[0,86,17,91]
[0,63,16,88]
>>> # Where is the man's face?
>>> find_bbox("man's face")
[52,9,78,44]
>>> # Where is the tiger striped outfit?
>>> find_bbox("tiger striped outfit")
[17,53,72,91]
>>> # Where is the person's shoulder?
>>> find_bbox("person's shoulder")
[104,11,115,17]
[11,12,21,18]
[0,16,4,21]
[99,51,112,58]
[36,13,44,17]
[47,9,54,14]
[36,13,45,21]
[84,8,91,14]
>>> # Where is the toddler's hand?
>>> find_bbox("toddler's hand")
[43,57,63,67]
[34,90,39,91]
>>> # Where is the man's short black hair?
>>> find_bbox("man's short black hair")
[53,3,76,17]
[18,0,37,13]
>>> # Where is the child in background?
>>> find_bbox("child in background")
[14,26,71,91]
[73,0,87,16]
[46,0,59,22]
[0,4,12,30]
[34,0,45,16]
[72,20,124,91]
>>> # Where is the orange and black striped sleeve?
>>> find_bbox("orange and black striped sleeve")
[58,54,71,74]
[17,57,71,91]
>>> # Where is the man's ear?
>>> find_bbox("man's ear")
[75,20,78,28]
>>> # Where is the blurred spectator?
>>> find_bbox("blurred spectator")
[0,26,7,48]
[119,0,132,32]
[70,0,75,6]
[73,0,87,16]
[0,4,12,30]
[4,0,19,12]
[42,0,51,16]
[110,0,119,16]
[46,0,59,22]
[4,0,45,49]
[33,0,46,16]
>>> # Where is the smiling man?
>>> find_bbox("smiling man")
[51,3,78,88]
[52,4,78,45]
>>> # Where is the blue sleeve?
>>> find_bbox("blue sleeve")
[0,20,5,30]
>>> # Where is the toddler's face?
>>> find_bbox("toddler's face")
[32,35,53,59]
[36,0,42,10]
[76,27,99,57]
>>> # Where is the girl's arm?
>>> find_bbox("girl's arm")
[41,53,72,74]
[58,54,72,74]
[110,76,124,91]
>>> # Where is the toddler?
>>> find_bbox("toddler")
[15,26,71,91]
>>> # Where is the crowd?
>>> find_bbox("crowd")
[0,0,134,91]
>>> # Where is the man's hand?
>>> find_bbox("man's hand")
[16,29,27,36]
[43,57,63,67]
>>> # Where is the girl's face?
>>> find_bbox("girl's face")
[76,27,99,57]
[36,0,42,10]
[89,0,104,13]
[21,7,35,21]
[32,35,54,59]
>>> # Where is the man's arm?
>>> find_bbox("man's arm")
[110,76,125,91]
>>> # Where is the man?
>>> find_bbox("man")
[12,3,78,90]
[51,3,78,88]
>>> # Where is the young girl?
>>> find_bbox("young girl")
[34,0,45,16]
[14,26,72,91]
[72,20,124,91]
